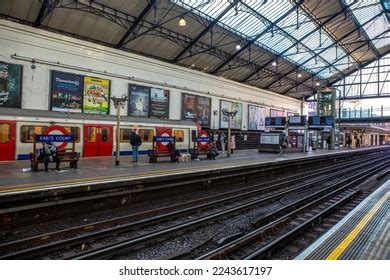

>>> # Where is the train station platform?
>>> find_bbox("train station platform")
[0,147,388,196]
[296,180,389,260]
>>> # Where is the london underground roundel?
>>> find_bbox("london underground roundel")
[44,125,70,151]
[198,130,209,150]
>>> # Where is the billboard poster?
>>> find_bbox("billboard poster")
[182,93,197,121]
[129,84,150,117]
[220,100,232,129]
[0,61,22,108]
[150,87,169,119]
[231,102,242,129]
[270,109,285,117]
[197,96,211,127]
[248,105,266,130]
[83,76,110,115]
[50,71,83,113]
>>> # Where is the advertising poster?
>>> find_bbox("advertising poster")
[181,93,197,121]
[50,71,83,113]
[270,109,285,117]
[83,76,110,115]
[231,102,242,129]
[0,61,22,108]
[197,96,211,127]
[150,87,169,119]
[129,84,150,117]
[248,105,266,130]
[220,100,232,129]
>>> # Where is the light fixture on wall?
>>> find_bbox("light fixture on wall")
[178,17,186,26]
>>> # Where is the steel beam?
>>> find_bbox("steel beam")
[116,0,156,48]
[268,12,384,91]
[34,0,59,27]
[210,5,299,75]
[241,4,353,83]
[338,0,381,58]
[172,0,237,63]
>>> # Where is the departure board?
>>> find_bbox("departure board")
[265,117,286,127]
[288,116,306,126]
[308,116,334,128]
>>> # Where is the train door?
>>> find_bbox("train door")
[156,127,172,152]
[173,128,189,151]
[83,124,113,157]
[0,120,16,160]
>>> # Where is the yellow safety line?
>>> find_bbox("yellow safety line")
[0,160,259,194]
[326,192,389,260]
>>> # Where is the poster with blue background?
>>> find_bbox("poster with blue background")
[129,84,150,117]
[50,71,83,113]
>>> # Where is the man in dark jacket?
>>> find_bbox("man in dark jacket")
[130,129,142,163]
[41,141,61,172]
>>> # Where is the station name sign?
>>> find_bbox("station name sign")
[154,136,175,142]
[265,117,286,127]
[35,134,74,142]
[195,137,210,142]
[308,116,335,128]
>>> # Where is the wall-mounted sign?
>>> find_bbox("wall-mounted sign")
[248,105,266,131]
[50,71,83,113]
[129,84,150,117]
[83,76,110,115]
[220,100,242,129]
[288,116,307,126]
[265,117,286,127]
[0,61,22,108]
[308,116,335,128]
[150,88,169,119]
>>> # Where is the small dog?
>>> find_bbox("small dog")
[179,152,191,163]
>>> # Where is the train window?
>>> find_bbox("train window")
[101,127,109,143]
[64,127,80,143]
[138,129,154,142]
[0,124,10,143]
[87,127,97,143]
[21,126,48,143]
[174,130,184,142]
[120,129,131,142]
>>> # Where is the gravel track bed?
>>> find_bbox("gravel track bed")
[0,172,288,243]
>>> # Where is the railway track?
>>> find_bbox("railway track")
[1,152,388,259]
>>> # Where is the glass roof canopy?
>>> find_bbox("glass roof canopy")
[174,0,388,80]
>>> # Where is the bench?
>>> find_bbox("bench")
[189,135,210,159]
[148,136,176,163]
[30,133,79,171]
[30,150,79,171]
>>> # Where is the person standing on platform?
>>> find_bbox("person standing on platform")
[220,133,226,154]
[230,134,236,154]
[346,136,352,149]
[326,136,331,150]
[130,129,142,163]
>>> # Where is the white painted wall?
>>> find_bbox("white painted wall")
[0,20,303,130]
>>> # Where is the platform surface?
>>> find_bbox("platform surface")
[296,180,390,260]
[0,147,385,195]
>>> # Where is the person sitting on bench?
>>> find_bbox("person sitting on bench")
[207,142,219,160]
[167,141,180,162]
[40,141,61,172]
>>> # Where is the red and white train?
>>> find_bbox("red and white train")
[0,109,199,161]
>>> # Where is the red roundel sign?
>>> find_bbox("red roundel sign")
[198,130,209,150]
[44,125,70,151]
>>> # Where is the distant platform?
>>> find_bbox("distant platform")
[296,180,389,260]
[0,147,387,196]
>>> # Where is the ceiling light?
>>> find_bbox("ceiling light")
[316,81,320,86]
[297,73,302,78]
[178,18,186,27]
[235,44,241,51]
[271,61,277,67]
